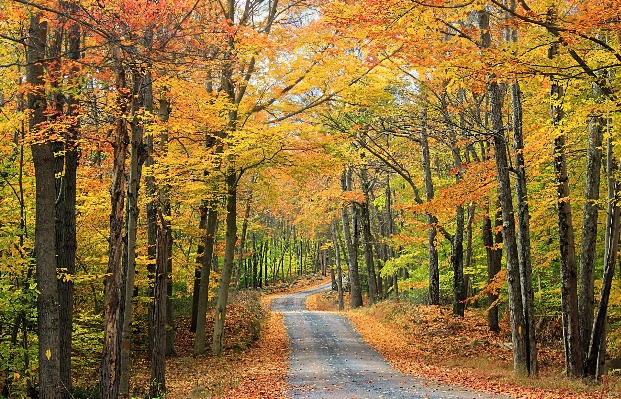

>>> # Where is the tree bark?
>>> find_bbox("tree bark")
[51,9,80,397]
[28,12,62,399]
[341,169,363,308]
[360,167,378,304]
[584,145,619,378]
[212,169,238,355]
[452,202,465,316]
[194,204,217,355]
[578,86,604,361]
[420,107,440,305]
[483,202,502,332]
[120,67,149,397]
[511,80,538,376]
[549,26,583,377]
[149,226,167,398]
[99,57,129,399]
[489,79,529,376]
[331,221,344,310]
[190,205,208,333]
[450,143,466,317]
[236,197,252,289]
[480,8,530,376]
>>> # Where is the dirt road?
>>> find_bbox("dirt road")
[271,283,508,399]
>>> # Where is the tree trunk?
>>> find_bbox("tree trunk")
[120,67,149,397]
[584,148,619,378]
[252,234,258,288]
[212,169,238,355]
[257,240,263,288]
[420,107,440,305]
[452,203,465,316]
[331,221,344,310]
[550,35,583,378]
[360,167,378,304]
[489,79,529,376]
[190,205,208,333]
[480,8,530,376]
[578,86,604,361]
[99,58,129,399]
[236,197,252,289]
[149,226,167,398]
[28,13,61,399]
[511,80,538,376]
[50,11,80,397]
[483,202,502,332]
[451,144,466,317]
[163,189,175,356]
[465,203,475,273]
[341,169,363,308]
[194,204,218,355]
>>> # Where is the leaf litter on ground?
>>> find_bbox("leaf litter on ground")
[307,290,621,399]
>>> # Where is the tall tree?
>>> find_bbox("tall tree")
[27,11,61,399]
[48,4,81,395]
[341,168,364,308]
[479,8,530,376]
[578,82,605,362]
[548,6,583,377]
[99,54,130,399]
[360,165,378,304]
[420,106,440,305]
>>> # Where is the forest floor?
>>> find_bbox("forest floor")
[307,290,621,399]
[119,278,621,398]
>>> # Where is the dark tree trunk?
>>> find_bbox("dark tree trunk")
[50,10,80,397]
[550,35,583,378]
[28,13,62,399]
[452,203,465,317]
[120,68,150,396]
[489,79,529,376]
[236,197,252,288]
[480,8,530,376]
[194,204,217,355]
[149,227,167,398]
[578,90,604,361]
[465,203,475,276]
[511,80,538,376]
[420,108,440,305]
[252,234,258,288]
[483,203,503,332]
[341,169,363,308]
[164,192,175,356]
[257,240,263,288]
[450,144,466,317]
[99,59,129,399]
[331,221,344,310]
[360,168,378,304]
[212,169,238,355]
[190,205,208,333]
[55,131,78,399]
[584,152,620,378]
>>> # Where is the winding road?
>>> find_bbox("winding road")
[270,283,508,399]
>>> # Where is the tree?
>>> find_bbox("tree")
[27,11,62,399]
[99,54,130,399]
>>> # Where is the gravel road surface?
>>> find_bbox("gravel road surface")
[270,283,508,399]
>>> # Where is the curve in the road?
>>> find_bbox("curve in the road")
[271,283,509,399]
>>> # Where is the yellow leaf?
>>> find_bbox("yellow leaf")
[46,349,51,360]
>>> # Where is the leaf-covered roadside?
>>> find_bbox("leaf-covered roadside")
[309,292,621,399]
[126,274,330,398]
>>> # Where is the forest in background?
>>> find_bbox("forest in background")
[1,0,621,397]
